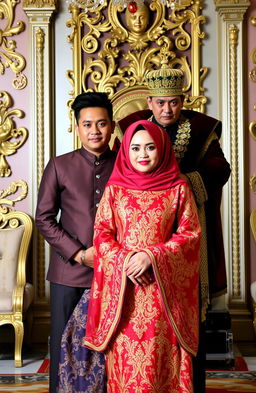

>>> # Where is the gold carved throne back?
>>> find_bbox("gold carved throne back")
[66,0,208,148]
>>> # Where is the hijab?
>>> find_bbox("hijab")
[107,120,186,191]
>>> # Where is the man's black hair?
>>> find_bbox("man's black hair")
[71,92,113,123]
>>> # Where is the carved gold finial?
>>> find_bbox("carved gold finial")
[0,91,28,177]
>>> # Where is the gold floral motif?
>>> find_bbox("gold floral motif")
[249,66,256,83]
[0,0,27,89]
[249,18,256,140]
[0,180,28,214]
[250,175,256,194]
[0,91,28,177]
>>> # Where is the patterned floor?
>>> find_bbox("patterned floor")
[0,341,255,392]
[0,372,256,393]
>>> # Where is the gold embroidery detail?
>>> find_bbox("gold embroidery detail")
[173,118,191,160]
[148,114,191,161]
[126,285,160,339]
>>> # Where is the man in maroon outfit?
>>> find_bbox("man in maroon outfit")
[118,66,231,393]
[36,92,116,393]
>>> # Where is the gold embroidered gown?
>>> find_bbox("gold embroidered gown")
[85,183,201,393]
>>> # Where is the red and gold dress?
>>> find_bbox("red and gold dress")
[85,182,201,393]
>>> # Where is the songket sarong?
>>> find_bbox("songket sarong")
[57,289,106,393]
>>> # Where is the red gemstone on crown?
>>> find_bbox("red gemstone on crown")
[128,1,138,14]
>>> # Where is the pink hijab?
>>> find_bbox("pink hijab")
[108,120,186,190]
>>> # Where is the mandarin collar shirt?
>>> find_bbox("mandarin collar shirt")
[35,146,116,287]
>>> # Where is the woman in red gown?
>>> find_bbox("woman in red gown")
[85,120,201,393]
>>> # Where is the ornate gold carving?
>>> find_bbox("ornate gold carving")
[250,175,256,194]
[249,16,256,141]
[35,27,46,300]
[22,0,56,7]
[67,0,207,147]
[249,120,256,141]
[251,209,256,243]
[229,24,240,298]
[0,91,28,177]
[215,0,250,4]
[0,180,28,214]
[249,67,256,83]
[251,15,256,27]
[0,0,27,89]
[215,0,250,20]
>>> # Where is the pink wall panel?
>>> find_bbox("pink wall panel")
[0,4,30,213]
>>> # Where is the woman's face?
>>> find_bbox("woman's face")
[129,130,159,173]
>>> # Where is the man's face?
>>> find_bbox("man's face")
[147,96,183,127]
[75,107,115,156]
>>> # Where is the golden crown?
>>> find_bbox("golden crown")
[145,64,184,96]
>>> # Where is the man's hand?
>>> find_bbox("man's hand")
[73,246,95,268]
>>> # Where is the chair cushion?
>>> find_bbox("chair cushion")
[0,226,24,312]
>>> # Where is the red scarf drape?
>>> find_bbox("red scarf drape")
[108,120,186,190]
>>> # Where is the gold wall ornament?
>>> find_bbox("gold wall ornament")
[250,175,256,194]
[67,0,207,147]
[249,119,256,141]
[0,0,27,89]
[229,23,240,298]
[0,180,28,214]
[0,91,28,177]
[22,0,56,7]
[249,16,256,141]
[251,15,256,27]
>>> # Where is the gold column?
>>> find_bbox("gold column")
[23,0,57,342]
[215,0,252,340]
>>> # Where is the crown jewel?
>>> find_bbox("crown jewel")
[145,63,184,96]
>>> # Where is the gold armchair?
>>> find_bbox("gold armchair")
[0,209,34,367]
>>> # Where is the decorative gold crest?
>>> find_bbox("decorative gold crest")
[0,179,28,214]
[0,0,27,89]
[0,91,28,177]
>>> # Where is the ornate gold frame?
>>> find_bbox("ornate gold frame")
[66,0,207,148]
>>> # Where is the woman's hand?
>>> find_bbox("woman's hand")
[125,251,152,286]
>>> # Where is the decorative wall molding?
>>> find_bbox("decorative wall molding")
[23,0,56,7]
[215,0,251,338]
[229,23,241,299]
[249,14,256,141]
[0,91,28,177]
[23,1,57,307]
[0,0,27,89]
